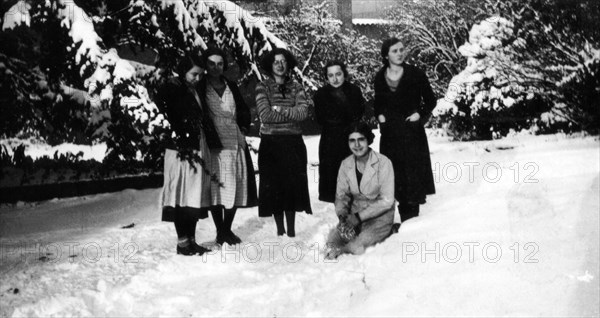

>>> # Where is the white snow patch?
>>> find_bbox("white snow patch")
[2,1,30,30]
[1,133,598,317]
[0,139,107,162]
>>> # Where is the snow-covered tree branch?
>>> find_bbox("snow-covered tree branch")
[1,0,288,169]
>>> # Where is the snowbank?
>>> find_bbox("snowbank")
[1,132,598,317]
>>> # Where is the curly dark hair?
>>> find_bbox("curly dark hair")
[202,47,228,71]
[347,121,375,145]
[260,48,298,76]
[323,60,349,80]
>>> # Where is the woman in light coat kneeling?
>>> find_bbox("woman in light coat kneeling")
[326,121,396,259]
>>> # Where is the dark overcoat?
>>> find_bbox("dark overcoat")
[373,64,436,204]
[314,81,365,202]
[198,76,258,207]
[156,78,222,151]
[155,78,221,221]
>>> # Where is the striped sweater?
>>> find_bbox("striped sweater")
[255,77,309,135]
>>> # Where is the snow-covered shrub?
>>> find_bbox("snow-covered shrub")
[100,0,285,168]
[0,19,91,144]
[1,0,284,173]
[433,17,548,139]
[0,141,153,186]
[433,0,599,139]
[540,42,600,133]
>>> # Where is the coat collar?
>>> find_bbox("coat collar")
[374,63,413,94]
[323,81,353,93]
[199,75,232,89]
[347,149,380,194]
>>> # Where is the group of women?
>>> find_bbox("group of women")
[157,38,436,258]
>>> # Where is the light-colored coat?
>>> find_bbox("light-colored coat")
[334,149,395,251]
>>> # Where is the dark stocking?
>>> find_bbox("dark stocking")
[174,207,188,240]
[274,213,285,236]
[211,207,224,233]
[174,207,199,250]
[285,210,296,237]
[223,208,237,232]
[175,208,199,239]
[213,206,241,244]
[186,217,198,240]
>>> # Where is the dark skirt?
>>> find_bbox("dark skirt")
[258,135,312,216]
[242,145,259,207]
[318,126,351,202]
[380,120,435,205]
[162,206,209,222]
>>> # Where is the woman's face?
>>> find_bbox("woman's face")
[348,132,369,158]
[326,65,345,88]
[206,54,225,78]
[272,54,288,77]
[185,65,204,85]
[387,41,408,66]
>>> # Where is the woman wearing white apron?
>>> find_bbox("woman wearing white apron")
[199,48,258,245]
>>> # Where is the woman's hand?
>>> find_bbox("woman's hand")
[273,106,289,116]
[325,246,342,260]
[346,214,361,227]
[405,112,420,122]
[378,114,386,123]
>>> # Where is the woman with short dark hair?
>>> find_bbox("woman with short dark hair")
[314,60,365,203]
[157,54,221,256]
[255,48,312,237]
[325,121,395,259]
[374,37,436,222]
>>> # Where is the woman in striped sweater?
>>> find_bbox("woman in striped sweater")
[255,48,312,237]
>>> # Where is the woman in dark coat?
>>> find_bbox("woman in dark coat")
[255,48,312,237]
[156,55,222,256]
[314,60,365,203]
[198,47,258,246]
[374,38,436,222]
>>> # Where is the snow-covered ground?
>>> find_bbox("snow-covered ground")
[0,131,598,317]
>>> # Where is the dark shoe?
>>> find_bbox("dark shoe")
[191,241,210,255]
[216,232,226,245]
[176,244,198,256]
[391,223,401,234]
[216,231,242,245]
[226,231,242,244]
